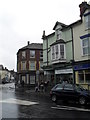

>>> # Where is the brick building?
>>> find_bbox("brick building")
[17,42,43,86]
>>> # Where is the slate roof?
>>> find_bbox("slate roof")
[17,43,43,53]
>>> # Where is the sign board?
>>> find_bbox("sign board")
[55,68,73,74]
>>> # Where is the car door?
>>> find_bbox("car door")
[63,84,77,101]
[55,84,64,100]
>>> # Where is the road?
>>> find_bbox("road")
[0,83,90,119]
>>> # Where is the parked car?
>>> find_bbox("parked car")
[50,83,90,105]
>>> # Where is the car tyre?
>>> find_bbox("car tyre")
[51,95,57,102]
[79,96,86,105]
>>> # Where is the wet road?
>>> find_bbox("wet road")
[0,83,90,119]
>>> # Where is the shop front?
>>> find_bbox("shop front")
[74,62,90,90]
[55,68,73,84]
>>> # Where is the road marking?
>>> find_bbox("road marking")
[51,105,90,112]
[0,98,39,106]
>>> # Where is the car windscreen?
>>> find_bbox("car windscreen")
[55,84,63,90]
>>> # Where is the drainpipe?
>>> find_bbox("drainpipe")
[71,27,75,84]
[46,37,48,66]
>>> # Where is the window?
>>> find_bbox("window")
[60,44,64,59]
[30,61,35,70]
[85,14,90,29]
[22,61,26,70]
[78,71,84,83]
[30,75,35,84]
[56,29,61,40]
[30,50,35,58]
[82,38,89,56]
[55,84,63,90]
[40,51,43,58]
[85,70,90,83]
[64,84,74,91]
[52,46,55,60]
[51,44,66,61]
[22,51,26,59]
[55,45,58,59]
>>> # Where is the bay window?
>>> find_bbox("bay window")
[51,43,66,61]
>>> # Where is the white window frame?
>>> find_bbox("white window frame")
[81,38,89,56]
[51,44,66,61]
[56,29,61,40]
[60,44,66,59]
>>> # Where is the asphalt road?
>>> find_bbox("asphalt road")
[0,83,90,119]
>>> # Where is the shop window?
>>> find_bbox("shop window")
[30,75,35,84]
[78,71,84,83]
[85,70,90,83]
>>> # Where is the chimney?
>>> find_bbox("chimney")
[79,1,88,17]
[42,30,46,39]
[27,41,30,45]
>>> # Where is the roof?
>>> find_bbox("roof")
[17,43,43,53]
[53,21,67,30]
[50,39,65,46]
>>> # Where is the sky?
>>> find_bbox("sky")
[0,0,90,71]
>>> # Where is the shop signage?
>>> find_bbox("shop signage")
[74,63,90,70]
[55,68,73,74]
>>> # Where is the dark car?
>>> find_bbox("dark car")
[50,83,90,105]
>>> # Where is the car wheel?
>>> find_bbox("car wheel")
[79,97,86,105]
[51,95,57,102]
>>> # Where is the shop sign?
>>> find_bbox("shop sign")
[55,68,73,74]
[74,63,90,70]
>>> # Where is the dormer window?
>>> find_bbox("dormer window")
[56,29,61,40]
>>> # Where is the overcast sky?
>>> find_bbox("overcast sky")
[0,0,90,71]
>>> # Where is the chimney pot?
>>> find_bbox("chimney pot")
[27,41,30,45]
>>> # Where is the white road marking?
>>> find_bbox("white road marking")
[0,98,39,106]
[51,105,90,112]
